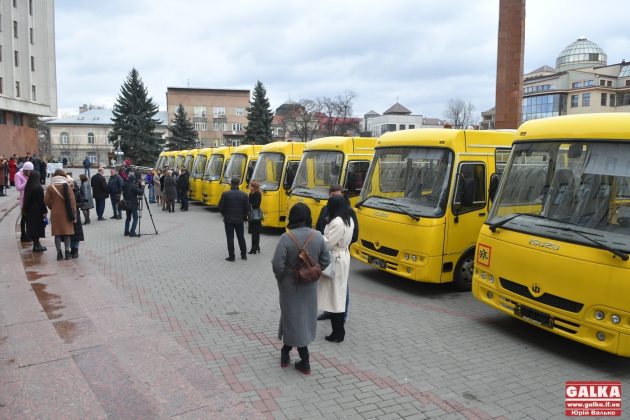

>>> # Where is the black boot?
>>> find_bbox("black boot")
[57,250,63,260]
[281,344,291,368]
[71,247,79,258]
[65,249,71,260]
[325,313,344,343]
[295,346,310,375]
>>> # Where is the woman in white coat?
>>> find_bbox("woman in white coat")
[318,195,354,343]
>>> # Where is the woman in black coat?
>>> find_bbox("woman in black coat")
[69,176,84,258]
[23,171,48,253]
[248,180,262,254]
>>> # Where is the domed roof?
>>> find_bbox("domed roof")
[556,36,607,71]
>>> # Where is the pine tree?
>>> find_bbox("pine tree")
[108,68,163,166]
[244,81,273,144]
[167,104,198,150]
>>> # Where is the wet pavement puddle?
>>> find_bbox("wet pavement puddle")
[25,271,49,282]
[53,319,95,344]
[30,283,65,320]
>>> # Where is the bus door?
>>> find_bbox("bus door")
[281,160,301,219]
[444,161,488,280]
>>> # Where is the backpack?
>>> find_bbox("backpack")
[286,230,321,283]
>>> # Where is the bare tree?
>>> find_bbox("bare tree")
[284,99,322,141]
[89,136,111,167]
[30,117,52,157]
[317,91,358,136]
[59,137,82,166]
[443,98,476,129]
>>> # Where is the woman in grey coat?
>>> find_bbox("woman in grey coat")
[78,174,94,224]
[163,170,177,213]
[272,203,331,375]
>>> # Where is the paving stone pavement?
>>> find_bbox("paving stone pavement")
[8,187,630,419]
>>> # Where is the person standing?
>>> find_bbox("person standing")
[152,169,162,207]
[107,168,123,219]
[163,170,177,212]
[271,203,331,375]
[146,170,155,204]
[0,155,6,196]
[61,156,68,168]
[218,177,249,261]
[90,167,109,221]
[8,157,17,187]
[177,169,190,211]
[83,156,91,177]
[78,174,94,224]
[68,175,84,258]
[122,174,143,237]
[44,169,76,260]
[248,180,262,254]
[22,171,48,253]
[318,195,354,343]
[16,162,34,241]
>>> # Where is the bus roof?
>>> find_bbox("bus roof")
[260,141,305,157]
[210,146,234,157]
[231,144,264,157]
[516,113,630,141]
[304,136,376,154]
[377,128,514,151]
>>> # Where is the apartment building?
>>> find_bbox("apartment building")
[165,87,250,147]
[0,0,57,155]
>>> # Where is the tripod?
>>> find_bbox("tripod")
[137,187,158,236]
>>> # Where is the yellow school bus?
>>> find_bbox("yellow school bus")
[155,151,168,170]
[251,142,305,228]
[190,148,213,201]
[182,149,199,174]
[201,147,234,207]
[287,137,376,224]
[220,144,264,194]
[172,150,187,173]
[163,151,177,170]
[473,113,630,356]
[351,129,514,290]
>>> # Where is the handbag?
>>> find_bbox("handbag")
[118,198,127,211]
[249,207,263,221]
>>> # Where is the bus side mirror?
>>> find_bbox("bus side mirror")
[489,173,501,202]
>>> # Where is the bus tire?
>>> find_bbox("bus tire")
[453,249,474,291]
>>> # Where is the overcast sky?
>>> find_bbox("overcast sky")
[54,0,630,121]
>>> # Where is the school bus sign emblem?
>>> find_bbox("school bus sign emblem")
[476,244,491,267]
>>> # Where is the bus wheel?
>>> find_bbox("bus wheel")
[453,250,474,291]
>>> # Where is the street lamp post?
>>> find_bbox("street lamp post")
[115,135,124,165]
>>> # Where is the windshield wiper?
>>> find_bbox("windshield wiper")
[489,212,569,232]
[290,188,321,202]
[357,195,420,221]
[537,224,629,261]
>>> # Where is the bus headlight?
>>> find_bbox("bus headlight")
[611,315,621,324]
[596,332,606,341]
[481,272,487,280]
[595,310,605,320]
[489,275,495,283]
[404,253,409,260]
[411,255,417,262]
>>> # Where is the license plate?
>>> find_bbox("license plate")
[515,304,554,328]
[368,256,387,269]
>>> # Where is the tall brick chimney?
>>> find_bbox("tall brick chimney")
[495,0,525,129]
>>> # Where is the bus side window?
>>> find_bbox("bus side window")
[344,161,370,197]
[283,161,300,190]
[246,160,257,185]
[453,163,486,215]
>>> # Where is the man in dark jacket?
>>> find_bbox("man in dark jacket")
[31,154,46,185]
[108,169,124,219]
[176,169,190,211]
[122,174,143,237]
[83,156,91,177]
[315,184,358,322]
[91,168,109,220]
[218,177,250,261]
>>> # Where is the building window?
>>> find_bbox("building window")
[399,124,405,130]
[14,50,18,66]
[409,124,415,129]
[87,132,94,144]
[29,28,33,44]
[618,93,630,106]
[0,77,3,94]
[15,81,20,97]
[582,93,591,107]
[608,80,613,87]
[13,0,17,7]
[30,56,35,71]
[610,94,616,107]
[601,93,607,106]
[60,132,69,144]
[13,21,17,38]
[626,80,630,87]
[600,80,606,86]
[570,95,578,108]
[194,122,207,131]
[235,107,244,116]
[88,153,97,164]
[0,111,6,124]
[212,107,225,117]
[231,123,243,132]
[0,45,2,62]
[13,113,23,126]
[193,106,206,118]
[29,0,33,15]
[31,85,36,101]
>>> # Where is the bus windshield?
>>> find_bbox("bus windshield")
[487,141,630,252]
[222,154,247,184]
[359,147,453,218]
[203,155,224,181]
[191,155,206,179]
[252,152,285,191]
[292,151,343,199]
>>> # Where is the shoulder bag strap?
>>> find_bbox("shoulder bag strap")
[302,230,316,248]
[50,185,65,200]
[285,231,304,250]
